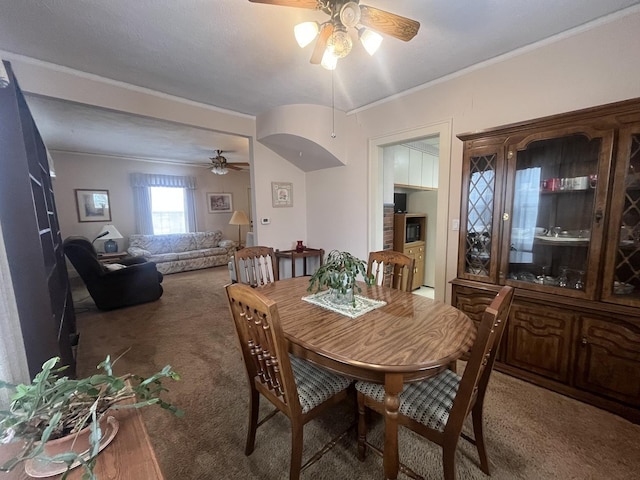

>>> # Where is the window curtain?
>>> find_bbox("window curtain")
[0,223,30,408]
[130,173,197,234]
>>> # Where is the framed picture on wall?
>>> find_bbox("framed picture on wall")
[272,182,293,208]
[207,192,233,213]
[75,189,111,222]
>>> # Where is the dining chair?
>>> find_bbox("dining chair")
[234,246,278,287]
[355,285,514,480]
[225,283,352,480]
[366,250,415,293]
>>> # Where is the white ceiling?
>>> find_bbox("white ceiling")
[1,0,639,164]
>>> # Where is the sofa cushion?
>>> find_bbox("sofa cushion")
[177,250,205,260]
[148,252,179,263]
[196,231,222,249]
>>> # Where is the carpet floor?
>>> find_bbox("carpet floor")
[72,267,640,480]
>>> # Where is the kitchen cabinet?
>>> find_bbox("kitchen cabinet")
[393,213,426,290]
[392,145,409,186]
[452,97,640,423]
[393,145,438,190]
[409,148,422,187]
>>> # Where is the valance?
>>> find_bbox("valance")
[130,173,196,189]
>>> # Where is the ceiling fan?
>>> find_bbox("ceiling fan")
[208,150,249,175]
[248,0,420,69]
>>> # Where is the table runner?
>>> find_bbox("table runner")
[302,290,386,319]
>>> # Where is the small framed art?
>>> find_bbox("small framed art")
[207,193,233,213]
[75,189,111,222]
[272,182,293,208]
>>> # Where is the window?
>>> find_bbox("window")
[150,187,187,234]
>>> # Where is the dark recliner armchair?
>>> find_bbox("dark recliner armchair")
[63,236,163,311]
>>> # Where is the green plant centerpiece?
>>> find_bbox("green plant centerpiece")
[307,250,374,307]
[0,353,183,479]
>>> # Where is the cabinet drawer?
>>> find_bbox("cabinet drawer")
[575,315,640,407]
[505,302,574,383]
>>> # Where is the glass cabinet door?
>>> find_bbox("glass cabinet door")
[458,146,504,283]
[603,124,640,306]
[502,129,613,298]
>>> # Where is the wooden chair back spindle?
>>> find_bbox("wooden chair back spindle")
[367,250,415,292]
[235,246,278,287]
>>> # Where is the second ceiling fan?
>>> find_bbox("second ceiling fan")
[249,0,420,69]
[209,150,249,175]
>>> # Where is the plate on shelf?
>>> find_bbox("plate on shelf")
[534,235,589,243]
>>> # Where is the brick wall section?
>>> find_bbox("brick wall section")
[383,204,394,250]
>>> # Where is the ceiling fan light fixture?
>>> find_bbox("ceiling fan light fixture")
[211,164,228,175]
[326,25,352,59]
[339,2,361,28]
[294,21,319,48]
[359,28,383,56]
[321,49,338,70]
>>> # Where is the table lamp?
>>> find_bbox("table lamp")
[229,211,250,247]
[94,224,123,253]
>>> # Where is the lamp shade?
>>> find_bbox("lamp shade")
[229,211,250,247]
[96,225,123,240]
[229,211,250,226]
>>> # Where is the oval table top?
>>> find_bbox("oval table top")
[260,276,476,382]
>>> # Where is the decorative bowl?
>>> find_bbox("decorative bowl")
[613,281,634,295]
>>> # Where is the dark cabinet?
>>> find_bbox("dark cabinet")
[453,98,640,423]
[575,315,640,408]
[0,60,76,377]
[505,302,573,383]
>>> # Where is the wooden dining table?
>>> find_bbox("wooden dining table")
[261,276,476,480]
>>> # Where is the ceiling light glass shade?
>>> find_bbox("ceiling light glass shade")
[326,26,352,59]
[359,28,383,56]
[294,21,319,48]
[321,50,338,70]
[211,165,228,175]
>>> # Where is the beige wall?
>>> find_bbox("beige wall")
[52,152,251,249]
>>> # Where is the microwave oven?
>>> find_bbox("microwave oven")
[406,223,421,243]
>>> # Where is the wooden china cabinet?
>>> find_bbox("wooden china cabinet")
[452,98,640,423]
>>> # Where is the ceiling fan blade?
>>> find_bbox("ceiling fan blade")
[310,23,333,64]
[359,5,420,41]
[248,0,319,9]
[227,163,250,171]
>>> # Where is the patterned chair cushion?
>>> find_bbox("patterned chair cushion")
[355,369,461,432]
[290,355,351,414]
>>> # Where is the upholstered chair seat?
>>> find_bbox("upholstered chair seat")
[356,369,460,432]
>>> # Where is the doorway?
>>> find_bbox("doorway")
[368,121,452,302]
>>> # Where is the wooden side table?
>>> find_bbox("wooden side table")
[275,248,324,278]
[0,403,164,479]
[97,252,128,264]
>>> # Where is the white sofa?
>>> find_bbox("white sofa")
[128,231,235,275]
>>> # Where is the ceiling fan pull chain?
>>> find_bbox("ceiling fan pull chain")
[331,69,336,139]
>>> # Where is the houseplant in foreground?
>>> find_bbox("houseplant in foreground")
[307,250,374,307]
[0,354,183,479]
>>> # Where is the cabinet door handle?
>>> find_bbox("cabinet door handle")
[581,337,588,346]
[594,209,603,224]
